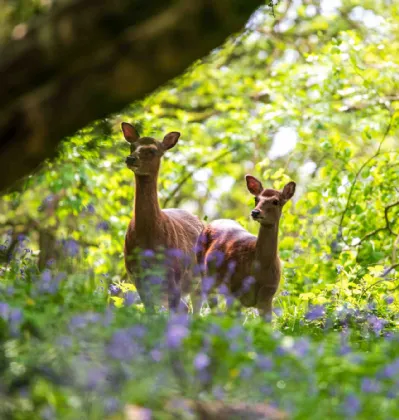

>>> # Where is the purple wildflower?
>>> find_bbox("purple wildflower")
[280,290,290,296]
[141,249,155,258]
[256,355,273,370]
[194,352,210,371]
[208,250,225,267]
[17,234,26,242]
[107,330,137,361]
[379,358,399,379]
[225,325,242,340]
[305,305,325,321]
[85,367,108,391]
[368,315,386,334]
[87,204,95,214]
[108,284,121,296]
[63,239,79,257]
[213,386,224,400]
[166,314,189,349]
[57,336,73,348]
[227,260,237,273]
[202,276,215,294]
[104,398,120,414]
[166,248,185,259]
[361,378,381,393]
[69,312,101,331]
[124,291,139,306]
[342,395,361,417]
[150,349,163,362]
[42,270,52,283]
[96,221,109,231]
[385,296,394,305]
[240,366,253,379]
[241,276,255,293]
[292,338,310,357]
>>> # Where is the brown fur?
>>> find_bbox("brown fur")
[121,123,203,312]
[196,176,295,319]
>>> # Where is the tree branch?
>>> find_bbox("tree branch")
[338,112,395,235]
[162,146,239,208]
[0,0,265,193]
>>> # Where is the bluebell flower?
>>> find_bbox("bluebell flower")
[202,276,215,294]
[87,204,95,214]
[64,239,79,257]
[166,314,189,349]
[256,355,273,370]
[379,358,399,379]
[385,296,394,305]
[141,249,155,258]
[194,352,210,370]
[85,366,108,391]
[361,378,381,393]
[107,330,137,361]
[305,305,325,321]
[124,291,139,306]
[342,395,361,417]
[96,221,109,231]
[103,397,120,414]
[368,315,386,334]
[108,284,121,296]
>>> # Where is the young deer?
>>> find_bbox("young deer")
[122,122,203,312]
[196,175,295,319]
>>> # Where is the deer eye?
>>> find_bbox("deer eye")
[254,197,259,205]
[272,199,279,206]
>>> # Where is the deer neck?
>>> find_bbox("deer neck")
[134,173,163,246]
[255,223,279,267]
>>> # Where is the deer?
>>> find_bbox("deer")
[121,122,204,313]
[196,175,295,320]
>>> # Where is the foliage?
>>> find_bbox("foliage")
[0,0,399,418]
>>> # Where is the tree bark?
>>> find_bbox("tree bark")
[0,0,264,193]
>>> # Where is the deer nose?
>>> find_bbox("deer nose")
[251,209,261,218]
[125,156,137,165]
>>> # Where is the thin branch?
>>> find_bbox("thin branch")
[385,200,399,236]
[162,146,239,208]
[338,112,395,233]
[382,263,399,278]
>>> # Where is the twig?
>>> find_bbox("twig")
[356,200,399,245]
[338,112,395,233]
[162,146,239,208]
[382,263,399,278]
[385,200,399,235]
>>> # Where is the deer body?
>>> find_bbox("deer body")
[197,177,295,318]
[122,123,203,312]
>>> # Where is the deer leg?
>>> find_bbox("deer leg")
[134,275,155,313]
[190,283,203,314]
[167,269,184,313]
[256,285,277,322]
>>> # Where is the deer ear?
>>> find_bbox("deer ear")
[121,122,140,143]
[245,175,263,196]
[282,181,296,201]
[162,132,180,150]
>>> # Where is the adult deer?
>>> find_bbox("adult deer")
[196,175,295,319]
[122,122,203,313]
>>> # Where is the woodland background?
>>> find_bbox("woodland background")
[0,0,399,419]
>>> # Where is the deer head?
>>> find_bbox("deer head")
[121,122,180,176]
[245,175,296,226]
